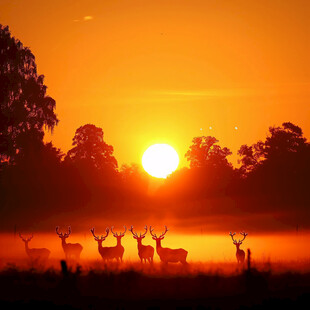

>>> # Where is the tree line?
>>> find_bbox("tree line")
[1,25,309,231]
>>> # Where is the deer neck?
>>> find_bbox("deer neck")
[61,238,68,249]
[236,244,241,253]
[156,239,162,250]
[116,238,122,247]
[137,239,143,250]
[24,241,30,253]
[97,241,104,252]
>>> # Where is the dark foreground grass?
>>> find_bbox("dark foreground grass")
[0,260,310,310]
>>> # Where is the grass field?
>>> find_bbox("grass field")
[1,257,310,309]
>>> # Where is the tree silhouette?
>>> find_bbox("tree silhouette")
[237,122,310,212]
[185,136,232,169]
[0,25,58,166]
[238,122,309,176]
[65,124,118,171]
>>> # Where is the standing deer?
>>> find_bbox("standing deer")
[129,225,154,264]
[90,227,114,262]
[19,233,50,261]
[229,231,248,263]
[56,226,83,260]
[150,226,188,264]
[110,226,126,262]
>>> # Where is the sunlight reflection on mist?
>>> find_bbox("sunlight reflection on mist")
[1,231,310,268]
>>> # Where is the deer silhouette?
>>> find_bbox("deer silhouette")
[129,225,154,264]
[90,227,117,262]
[56,226,83,260]
[110,226,126,262]
[19,233,50,261]
[150,226,188,264]
[229,231,248,263]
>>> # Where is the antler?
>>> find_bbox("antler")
[229,232,237,243]
[239,232,248,243]
[120,226,127,236]
[111,226,117,236]
[19,233,33,242]
[129,225,147,238]
[150,226,168,239]
[149,226,157,238]
[230,231,248,244]
[129,226,138,238]
[159,226,169,239]
[67,226,71,237]
[141,225,148,237]
[56,226,63,236]
[56,226,71,237]
[91,227,109,241]
[111,226,126,237]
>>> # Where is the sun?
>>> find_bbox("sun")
[142,144,179,178]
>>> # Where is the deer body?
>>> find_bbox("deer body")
[91,227,124,262]
[113,236,125,262]
[129,226,154,263]
[229,232,248,264]
[150,226,188,265]
[235,243,245,263]
[56,226,83,260]
[19,234,50,260]
[137,240,154,263]
[155,239,188,264]
[61,237,83,260]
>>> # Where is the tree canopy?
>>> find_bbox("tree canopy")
[0,25,58,165]
[185,136,232,169]
[65,124,118,171]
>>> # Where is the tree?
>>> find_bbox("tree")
[0,25,58,165]
[185,136,232,168]
[65,124,118,171]
[238,122,309,175]
[237,122,310,211]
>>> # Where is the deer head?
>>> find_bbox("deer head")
[90,227,109,244]
[56,226,71,241]
[111,226,126,243]
[149,226,168,240]
[129,225,147,243]
[19,233,33,244]
[229,232,248,247]
[149,226,168,245]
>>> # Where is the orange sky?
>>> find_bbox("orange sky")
[1,0,309,168]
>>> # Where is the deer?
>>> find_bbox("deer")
[56,226,83,260]
[150,226,188,264]
[229,231,248,263]
[19,233,50,261]
[129,225,154,264]
[90,227,115,262]
[110,226,126,262]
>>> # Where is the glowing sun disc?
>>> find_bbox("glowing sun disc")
[142,144,179,178]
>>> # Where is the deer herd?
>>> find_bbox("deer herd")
[18,226,249,265]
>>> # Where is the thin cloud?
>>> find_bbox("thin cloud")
[83,16,94,21]
[73,16,94,22]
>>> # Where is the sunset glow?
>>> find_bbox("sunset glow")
[142,144,179,178]
[0,1,310,307]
